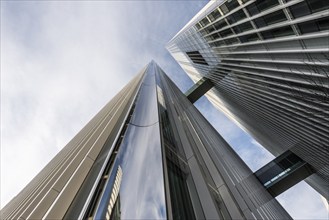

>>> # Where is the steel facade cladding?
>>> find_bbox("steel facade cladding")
[1,62,291,219]
[0,66,145,220]
[167,0,329,199]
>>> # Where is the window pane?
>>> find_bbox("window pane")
[196,23,202,30]
[226,0,240,11]
[247,0,279,16]
[233,22,253,33]
[256,0,279,12]
[200,17,209,27]
[289,2,311,19]
[298,20,319,34]
[227,10,247,24]
[254,10,287,28]
[205,25,215,34]
[220,4,229,15]
[239,33,259,42]
[210,33,221,41]
[298,17,329,34]
[264,10,287,25]
[186,51,209,65]
[213,20,228,30]
[225,38,239,45]
[262,26,294,39]
[308,0,329,13]
[208,8,221,22]
[220,28,234,37]
[247,3,260,16]
[318,17,329,31]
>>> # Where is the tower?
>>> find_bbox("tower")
[167,0,329,199]
[1,62,291,219]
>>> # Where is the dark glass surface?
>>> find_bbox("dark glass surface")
[255,151,307,187]
[261,26,294,39]
[208,8,221,22]
[220,4,229,15]
[213,20,228,31]
[186,51,209,65]
[225,37,239,45]
[210,33,221,41]
[167,160,195,220]
[156,71,198,220]
[232,22,253,33]
[196,23,202,30]
[226,10,247,24]
[308,0,329,13]
[226,0,240,11]
[200,17,210,27]
[253,10,287,28]
[205,25,215,34]
[246,0,279,16]
[289,1,311,18]
[219,28,234,38]
[289,0,329,19]
[239,33,259,43]
[210,40,225,47]
[298,17,329,34]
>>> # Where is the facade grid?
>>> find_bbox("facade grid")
[167,0,329,200]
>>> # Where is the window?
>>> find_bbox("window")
[233,22,254,33]
[226,0,240,11]
[205,25,215,34]
[186,51,209,65]
[247,0,279,16]
[308,0,329,14]
[219,28,234,38]
[261,26,294,39]
[220,4,229,15]
[200,17,210,27]
[213,20,228,30]
[226,10,247,24]
[225,37,239,45]
[289,2,311,19]
[253,10,287,28]
[289,0,329,19]
[210,40,225,47]
[209,33,221,41]
[208,8,221,22]
[239,33,259,42]
[298,17,329,34]
[200,29,207,36]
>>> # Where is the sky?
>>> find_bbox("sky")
[1,1,328,219]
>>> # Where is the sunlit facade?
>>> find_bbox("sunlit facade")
[167,0,329,200]
[0,62,291,219]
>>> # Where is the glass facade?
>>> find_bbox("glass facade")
[1,61,292,219]
[167,0,329,202]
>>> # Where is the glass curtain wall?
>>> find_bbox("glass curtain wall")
[62,61,291,220]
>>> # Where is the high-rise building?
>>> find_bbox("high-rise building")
[167,0,329,199]
[0,62,291,219]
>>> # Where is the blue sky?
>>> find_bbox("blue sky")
[1,1,328,219]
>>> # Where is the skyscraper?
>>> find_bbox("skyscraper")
[167,0,329,199]
[1,62,291,219]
